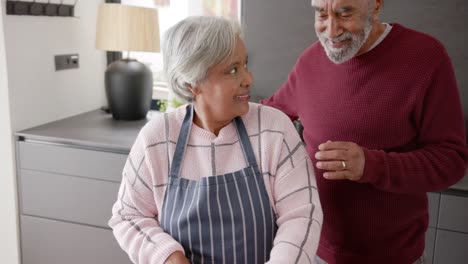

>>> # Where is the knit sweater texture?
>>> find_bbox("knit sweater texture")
[109,103,323,264]
[261,23,468,264]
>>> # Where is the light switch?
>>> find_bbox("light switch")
[54,54,79,71]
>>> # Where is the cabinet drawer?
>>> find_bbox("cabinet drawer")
[20,169,120,228]
[20,215,131,264]
[438,194,468,233]
[428,192,440,228]
[425,228,435,264]
[433,230,468,264]
[18,141,127,182]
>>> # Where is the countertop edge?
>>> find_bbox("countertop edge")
[15,133,131,154]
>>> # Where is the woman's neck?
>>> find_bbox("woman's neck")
[192,104,231,136]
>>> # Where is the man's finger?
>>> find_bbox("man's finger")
[316,161,347,171]
[323,171,348,180]
[318,140,352,151]
[315,149,346,160]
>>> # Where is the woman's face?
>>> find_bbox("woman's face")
[192,37,252,123]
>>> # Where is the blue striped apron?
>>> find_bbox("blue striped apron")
[161,104,278,264]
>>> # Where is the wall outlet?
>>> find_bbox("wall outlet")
[54,54,79,71]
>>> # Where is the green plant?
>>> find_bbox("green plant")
[156,99,168,112]
[169,97,184,108]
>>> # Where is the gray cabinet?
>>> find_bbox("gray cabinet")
[433,230,468,264]
[427,193,439,264]
[20,169,120,228]
[16,141,131,264]
[425,227,436,263]
[15,109,146,264]
[18,141,127,182]
[438,193,468,233]
[427,191,468,264]
[20,215,129,264]
[427,192,440,228]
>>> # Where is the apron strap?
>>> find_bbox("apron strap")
[169,104,194,178]
[170,105,258,178]
[234,116,258,168]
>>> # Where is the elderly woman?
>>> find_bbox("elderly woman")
[109,16,322,264]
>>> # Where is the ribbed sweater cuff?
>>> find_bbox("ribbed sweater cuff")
[358,148,387,184]
[153,236,185,264]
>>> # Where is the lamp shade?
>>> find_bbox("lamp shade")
[96,3,160,52]
[95,3,160,120]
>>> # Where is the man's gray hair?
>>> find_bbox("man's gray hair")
[162,16,242,102]
[311,0,381,7]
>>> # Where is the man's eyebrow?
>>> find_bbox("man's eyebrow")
[335,6,355,13]
[312,5,324,12]
[312,5,355,13]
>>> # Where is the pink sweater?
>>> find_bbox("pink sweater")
[109,103,323,264]
[261,24,468,263]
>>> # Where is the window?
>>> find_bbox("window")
[121,0,241,101]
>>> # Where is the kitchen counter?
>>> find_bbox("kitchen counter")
[16,109,148,154]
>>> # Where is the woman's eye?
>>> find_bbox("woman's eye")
[244,63,248,69]
[229,67,238,74]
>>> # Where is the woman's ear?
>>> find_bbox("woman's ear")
[186,83,201,96]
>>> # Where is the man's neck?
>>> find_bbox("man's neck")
[356,23,386,56]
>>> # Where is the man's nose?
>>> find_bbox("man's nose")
[326,17,343,39]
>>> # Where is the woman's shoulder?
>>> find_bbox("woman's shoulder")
[138,105,187,143]
[248,102,291,123]
[243,102,296,136]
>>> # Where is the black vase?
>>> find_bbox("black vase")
[105,58,152,120]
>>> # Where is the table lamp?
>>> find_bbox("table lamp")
[96,3,160,120]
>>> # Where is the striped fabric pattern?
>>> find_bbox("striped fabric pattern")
[162,163,278,263]
[109,103,323,264]
[161,105,277,263]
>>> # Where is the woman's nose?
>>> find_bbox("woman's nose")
[242,70,253,88]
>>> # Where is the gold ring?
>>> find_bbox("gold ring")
[341,161,347,170]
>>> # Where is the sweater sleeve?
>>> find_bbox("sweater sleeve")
[260,64,300,121]
[360,50,468,194]
[267,113,323,264]
[108,127,185,264]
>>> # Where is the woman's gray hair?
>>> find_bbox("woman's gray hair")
[162,16,242,102]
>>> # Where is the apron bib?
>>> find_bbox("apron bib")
[161,104,278,264]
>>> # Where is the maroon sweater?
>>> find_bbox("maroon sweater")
[261,24,468,264]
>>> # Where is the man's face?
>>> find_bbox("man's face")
[313,0,375,64]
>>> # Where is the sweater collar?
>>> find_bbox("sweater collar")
[176,103,254,143]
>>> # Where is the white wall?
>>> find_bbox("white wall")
[1,1,107,263]
[0,2,20,264]
[3,0,107,131]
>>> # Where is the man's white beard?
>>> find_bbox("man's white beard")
[317,17,373,64]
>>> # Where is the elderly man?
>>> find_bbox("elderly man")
[261,0,468,263]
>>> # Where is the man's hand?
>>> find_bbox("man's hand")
[164,251,190,264]
[315,141,365,181]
